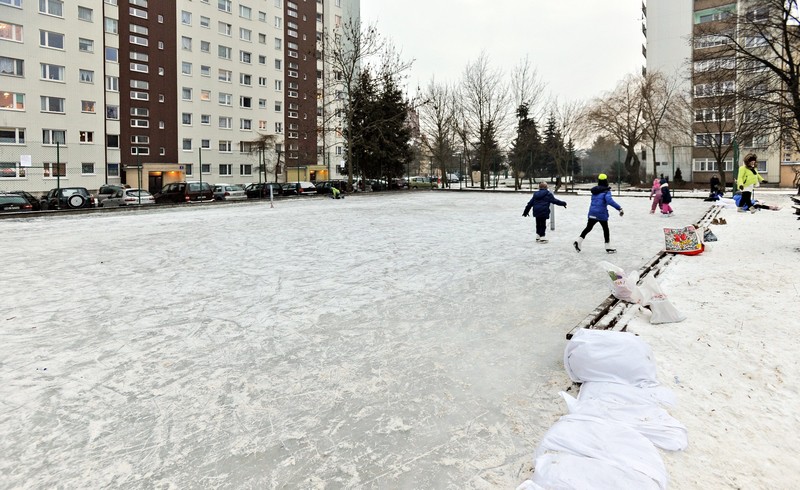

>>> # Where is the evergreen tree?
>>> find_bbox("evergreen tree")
[542,113,563,178]
[509,103,543,189]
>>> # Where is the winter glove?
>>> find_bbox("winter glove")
[739,185,744,190]
[562,203,567,209]
[522,212,529,217]
[619,209,624,217]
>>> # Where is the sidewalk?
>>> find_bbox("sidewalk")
[602,198,798,488]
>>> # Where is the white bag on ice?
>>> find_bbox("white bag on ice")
[534,413,668,490]
[564,328,659,387]
[578,381,677,408]
[531,452,661,490]
[639,275,686,324]
[598,261,645,304]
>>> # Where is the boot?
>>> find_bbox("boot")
[536,236,548,244]
[573,237,583,252]
[605,241,616,254]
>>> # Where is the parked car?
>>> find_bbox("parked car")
[101,188,156,207]
[447,173,461,183]
[9,190,42,211]
[0,193,33,213]
[281,181,317,196]
[245,182,283,199]
[154,181,213,203]
[407,176,437,189]
[213,184,247,201]
[391,178,408,190]
[40,187,97,210]
[97,184,128,206]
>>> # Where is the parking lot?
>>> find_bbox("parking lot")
[0,191,712,488]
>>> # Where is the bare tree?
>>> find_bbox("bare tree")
[248,133,282,182]
[323,19,412,190]
[418,79,458,187]
[511,55,548,123]
[581,74,648,186]
[458,52,511,189]
[552,98,584,188]
[641,71,685,180]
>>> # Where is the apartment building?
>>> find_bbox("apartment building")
[643,0,783,185]
[0,0,358,194]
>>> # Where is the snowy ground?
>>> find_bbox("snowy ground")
[0,190,793,488]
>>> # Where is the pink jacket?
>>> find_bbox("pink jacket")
[650,179,662,198]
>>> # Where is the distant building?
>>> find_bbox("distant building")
[0,0,358,194]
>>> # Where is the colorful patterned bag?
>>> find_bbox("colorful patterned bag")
[663,226,704,255]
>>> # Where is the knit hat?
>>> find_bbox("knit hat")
[598,173,608,186]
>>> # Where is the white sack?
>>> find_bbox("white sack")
[531,452,661,490]
[515,479,545,490]
[639,275,686,324]
[578,381,677,408]
[564,328,659,387]
[534,413,668,490]
[561,392,688,451]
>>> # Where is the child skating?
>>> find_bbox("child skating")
[522,181,567,243]
[659,178,673,216]
[574,173,623,253]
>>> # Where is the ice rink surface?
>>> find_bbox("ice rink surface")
[0,191,712,488]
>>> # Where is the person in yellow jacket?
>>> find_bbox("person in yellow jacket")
[736,153,765,211]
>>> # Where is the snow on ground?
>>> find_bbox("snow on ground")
[0,190,796,488]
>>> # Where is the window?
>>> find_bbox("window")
[41,96,65,113]
[240,164,252,176]
[181,62,192,75]
[130,107,149,117]
[274,59,281,70]
[258,98,267,109]
[182,87,192,100]
[105,17,118,34]
[274,101,282,112]
[105,47,118,62]
[181,10,192,24]
[131,147,149,155]
[107,134,119,148]
[106,105,119,119]
[78,6,93,21]
[219,164,232,175]
[219,140,232,152]
[201,139,210,149]
[39,0,64,16]
[200,16,210,28]
[182,138,192,150]
[107,163,120,177]
[200,90,211,101]
[218,45,232,59]
[218,93,232,106]
[40,63,65,81]
[0,57,23,77]
[181,36,192,51]
[129,35,147,47]
[695,132,733,147]
[258,76,267,87]
[200,41,210,53]
[694,107,732,122]
[0,127,24,144]
[129,7,147,19]
[78,38,94,52]
[259,33,266,44]
[695,34,729,49]
[40,30,64,49]
[0,0,22,6]
[240,6,252,19]
[218,69,232,82]
[240,51,251,63]
[79,69,94,83]
[201,114,210,125]
[106,76,119,91]
[81,101,96,113]
[130,90,149,100]
[240,118,252,130]
[43,162,66,177]
[219,22,232,36]
[200,65,211,77]
[0,22,23,42]
[79,131,93,143]
[240,96,252,109]
[0,91,23,110]
[692,158,733,172]
[240,27,251,41]
[201,163,211,174]
[182,113,192,125]
[275,79,282,91]
[275,121,283,133]
[219,116,232,128]
[42,129,66,145]
[218,0,231,13]
[274,38,282,49]
[131,135,149,144]
[240,73,252,86]
[130,118,148,127]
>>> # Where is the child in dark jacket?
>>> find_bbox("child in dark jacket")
[659,178,673,216]
[574,173,623,253]
[523,182,567,243]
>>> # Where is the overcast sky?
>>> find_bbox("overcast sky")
[360,1,645,104]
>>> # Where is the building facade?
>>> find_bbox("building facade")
[0,0,358,195]
[644,0,784,185]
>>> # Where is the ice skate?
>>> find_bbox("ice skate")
[573,237,583,252]
[536,236,548,244]
[605,242,616,254]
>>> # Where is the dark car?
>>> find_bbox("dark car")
[0,193,33,213]
[10,190,42,211]
[245,182,283,199]
[281,181,317,196]
[154,181,213,203]
[40,187,97,210]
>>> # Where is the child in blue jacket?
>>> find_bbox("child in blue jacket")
[574,174,623,253]
[522,181,567,243]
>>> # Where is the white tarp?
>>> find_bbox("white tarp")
[534,413,668,489]
[562,392,688,451]
[577,381,677,408]
[524,452,661,490]
[564,328,659,387]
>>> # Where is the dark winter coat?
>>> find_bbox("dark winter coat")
[524,189,566,219]
[660,183,672,204]
[587,184,622,221]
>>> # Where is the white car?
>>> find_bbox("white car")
[101,188,155,207]
[213,184,247,201]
